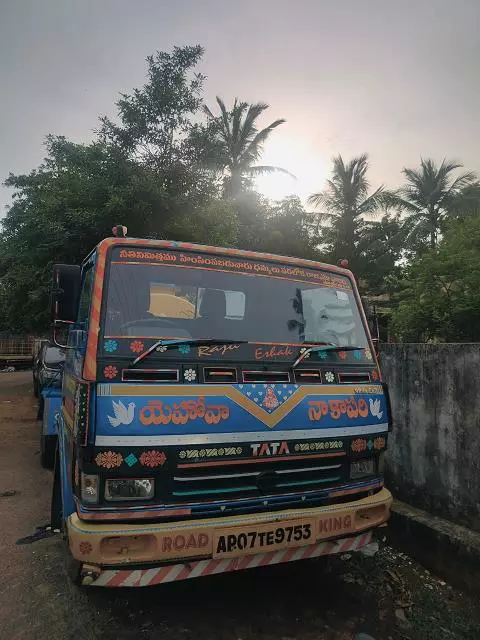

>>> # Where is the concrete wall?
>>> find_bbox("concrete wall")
[380,344,480,532]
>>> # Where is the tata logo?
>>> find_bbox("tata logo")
[250,441,290,457]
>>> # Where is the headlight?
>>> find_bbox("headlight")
[350,458,375,479]
[105,478,154,501]
[81,473,99,503]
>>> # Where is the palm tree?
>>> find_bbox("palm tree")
[203,97,291,197]
[384,158,478,250]
[307,154,384,267]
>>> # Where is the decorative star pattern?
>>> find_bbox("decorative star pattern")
[235,384,299,413]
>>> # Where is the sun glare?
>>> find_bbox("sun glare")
[254,138,328,205]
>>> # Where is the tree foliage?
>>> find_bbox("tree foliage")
[308,154,384,273]
[391,217,480,342]
[383,158,478,251]
[203,98,290,197]
[1,44,480,344]
[0,46,320,333]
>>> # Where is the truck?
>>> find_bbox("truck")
[49,225,393,587]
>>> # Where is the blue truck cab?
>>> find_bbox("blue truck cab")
[48,227,393,587]
[40,386,62,469]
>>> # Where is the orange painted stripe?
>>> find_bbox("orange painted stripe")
[302,543,318,559]
[83,241,109,380]
[321,541,335,555]
[96,237,354,276]
[201,559,222,576]
[258,551,277,566]
[108,570,130,587]
[150,566,173,584]
[280,547,298,563]
[177,452,346,469]
[175,565,194,581]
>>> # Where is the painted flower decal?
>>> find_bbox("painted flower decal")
[95,451,123,469]
[103,365,118,380]
[156,345,167,352]
[79,541,92,555]
[338,351,347,360]
[351,438,367,453]
[184,368,197,382]
[364,348,373,360]
[318,351,328,360]
[140,450,166,468]
[353,350,362,360]
[178,344,191,355]
[371,369,379,381]
[299,347,310,359]
[324,371,335,383]
[130,340,144,354]
[104,339,118,353]
[374,436,386,451]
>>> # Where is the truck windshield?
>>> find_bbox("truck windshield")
[103,252,368,347]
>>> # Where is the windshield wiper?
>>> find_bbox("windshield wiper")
[292,344,364,368]
[132,338,248,367]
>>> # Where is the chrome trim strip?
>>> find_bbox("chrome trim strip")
[277,464,342,474]
[95,423,388,446]
[173,463,342,482]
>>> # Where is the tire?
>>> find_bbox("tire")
[65,550,82,585]
[51,445,82,585]
[40,435,56,470]
[37,395,44,421]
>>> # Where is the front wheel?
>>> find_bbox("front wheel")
[51,445,83,585]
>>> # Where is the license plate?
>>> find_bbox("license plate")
[351,458,375,478]
[213,518,315,558]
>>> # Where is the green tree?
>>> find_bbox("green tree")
[357,213,405,293]
[261,195,319,259]
[99,45,217,212]
[0,45,225,333]
[448,182,480,219]
[307,154,384,272]
[391,217,480,342]
[384,158,478,251]
[203,98,290,197]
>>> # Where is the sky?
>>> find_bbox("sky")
[1,0,479,215]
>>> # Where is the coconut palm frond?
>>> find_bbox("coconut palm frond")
[245,165,296,178]
[203,97,288,196]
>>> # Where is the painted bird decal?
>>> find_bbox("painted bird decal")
[108,400,135,427]
[369,398,383,421]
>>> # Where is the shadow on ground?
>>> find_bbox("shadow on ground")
[24,535,480,640]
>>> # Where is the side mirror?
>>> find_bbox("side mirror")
[51,264,81,323]
[52,320,73,349]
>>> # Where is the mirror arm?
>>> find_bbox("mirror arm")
[52,320,75,350]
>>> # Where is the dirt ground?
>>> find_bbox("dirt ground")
[1,372,479,640]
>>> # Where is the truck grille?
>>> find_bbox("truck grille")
[170,455,347,502]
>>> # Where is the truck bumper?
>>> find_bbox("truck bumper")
[86,529,375,587]
[67,487,392,585]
